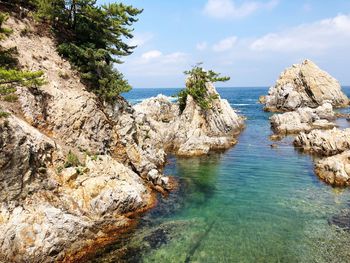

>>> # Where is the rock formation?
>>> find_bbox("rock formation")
[294,128,350,187]
[315,151,350,187]
[270,103,335,134]
[0,15,244,262]
[133,83,245,156]
[265,60,349,136]
[264,60,350,187]
[294,128,350,156]
[264,59,349,112]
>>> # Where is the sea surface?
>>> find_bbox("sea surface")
[91,87,350,263]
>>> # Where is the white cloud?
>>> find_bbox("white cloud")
[128,32,154,47]
[213,36,238,52]
[141,50,162,60]
[196,42,208,51]
[250,14,350,52]
[203,0,279,19]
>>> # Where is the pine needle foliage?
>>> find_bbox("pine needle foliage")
[32,0,142,103]
[177,64,230,112]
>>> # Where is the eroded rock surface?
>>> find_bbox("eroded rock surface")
[0,15,244,262]
[133,83,245,156]
[270,103,335,134]
[264,59,348,112]
[294,128,350,156]
[315,151,350,186]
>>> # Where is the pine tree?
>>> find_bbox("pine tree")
[33,0,142,103]
[177,64,230,112]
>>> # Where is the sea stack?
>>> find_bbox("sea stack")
[265,60,349,135]
[134,82,245,156]
[264,59,349,112]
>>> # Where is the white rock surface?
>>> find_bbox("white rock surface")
[294,128,350,156]
[133,83,245,156]
[264,60,349,112]
[269,103,335,134]
[315,151,350,187]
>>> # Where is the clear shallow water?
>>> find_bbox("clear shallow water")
[95,87,350,263]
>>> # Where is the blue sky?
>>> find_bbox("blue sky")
[97,0,350,88]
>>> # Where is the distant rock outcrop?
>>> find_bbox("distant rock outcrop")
[264,59,349,112]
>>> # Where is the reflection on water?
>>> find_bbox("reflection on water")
[92,87,350,263]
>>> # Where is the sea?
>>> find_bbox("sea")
[89,87,350,263]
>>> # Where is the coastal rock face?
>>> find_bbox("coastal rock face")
[264,60,349,112]
[0,115,56,202]
[134,83,245,156]
[0,15,244,262]
[0,16,157,262]
[294,128,350,187]
[269,103,335,134]
[315,151,350,186]
[294,128,350,156]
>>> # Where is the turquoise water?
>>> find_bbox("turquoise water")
[93,87,350,263]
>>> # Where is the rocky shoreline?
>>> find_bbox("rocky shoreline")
[262,59,350,187]
[0,15,244,262]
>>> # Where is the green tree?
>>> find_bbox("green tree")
[177,64,230,112]
[33,0,142,102]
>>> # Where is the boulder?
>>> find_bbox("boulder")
[294,128,350,156]
[264,60,349,112]
[315,151,350,186]
[270,103,335,134]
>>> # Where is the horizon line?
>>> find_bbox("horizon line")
[131,85,350,89]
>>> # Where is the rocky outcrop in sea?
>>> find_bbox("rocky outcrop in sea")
[264,59,348,112]
[133,83,244,156]
[264,60,349,135]
[263,60,350,187]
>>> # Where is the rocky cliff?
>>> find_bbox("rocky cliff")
[0,15,244,262]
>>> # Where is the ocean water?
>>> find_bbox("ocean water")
[92,87,350,263]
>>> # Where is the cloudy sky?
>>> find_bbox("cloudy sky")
[98,0,350,88]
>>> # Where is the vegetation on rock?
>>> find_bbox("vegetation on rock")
[177,64,230,112]
[0,11,45,102]
[30,0,142,103]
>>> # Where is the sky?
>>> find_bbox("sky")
[97,0,350,88]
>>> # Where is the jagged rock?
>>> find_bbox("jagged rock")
[294,128,350,156]
[0,14,245,262]
[264,60,349,112]
[270,103,335,134]
[134,83,244,156]
[315,151,350,186]
[0,115,56,202]
[0,16,157,262]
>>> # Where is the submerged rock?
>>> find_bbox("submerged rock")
[270,103,335,134]
[264,59,349,112]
